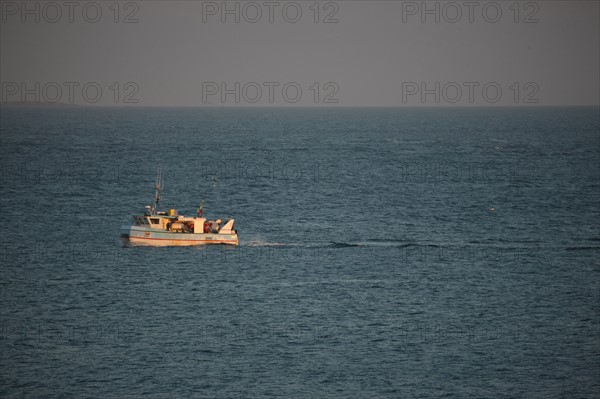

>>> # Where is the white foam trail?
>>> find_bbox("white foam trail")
[242,240,289,247]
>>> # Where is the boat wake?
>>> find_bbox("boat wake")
[242,240,293,248]
[326,239,429,249]
[237,238,598,252]
[240,239,417,249]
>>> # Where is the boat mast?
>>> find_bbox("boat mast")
[196,177,215,217]
[150,168,164,215]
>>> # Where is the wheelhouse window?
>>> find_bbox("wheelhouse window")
[150,218,160,225]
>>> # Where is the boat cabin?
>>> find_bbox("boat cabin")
[133,211,235,235]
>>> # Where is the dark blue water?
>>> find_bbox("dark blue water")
[1,106,599,398]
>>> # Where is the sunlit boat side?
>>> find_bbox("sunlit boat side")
[120,172,238,247]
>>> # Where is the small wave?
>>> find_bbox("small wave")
[326,241,430,249]
[328,242,361,248]
[369,239,437,248]
[269,278,392,287]
[365,238,411,243]
[565,246,600,251]
[469,239,546,245]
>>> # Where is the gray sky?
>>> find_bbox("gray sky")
[1,0,598,106]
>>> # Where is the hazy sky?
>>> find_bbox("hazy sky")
[1,0,598,106]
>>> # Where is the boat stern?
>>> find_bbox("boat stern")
[120,225,134,246]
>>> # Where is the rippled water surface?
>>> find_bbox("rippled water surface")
[1,106,599,398]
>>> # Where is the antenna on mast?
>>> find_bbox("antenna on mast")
[150,168,164,215]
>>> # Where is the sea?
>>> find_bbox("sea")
[0,106,599,398]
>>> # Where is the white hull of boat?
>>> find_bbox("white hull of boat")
[120,226,238,247]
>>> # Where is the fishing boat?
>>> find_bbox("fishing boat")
[120,172,238,246]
